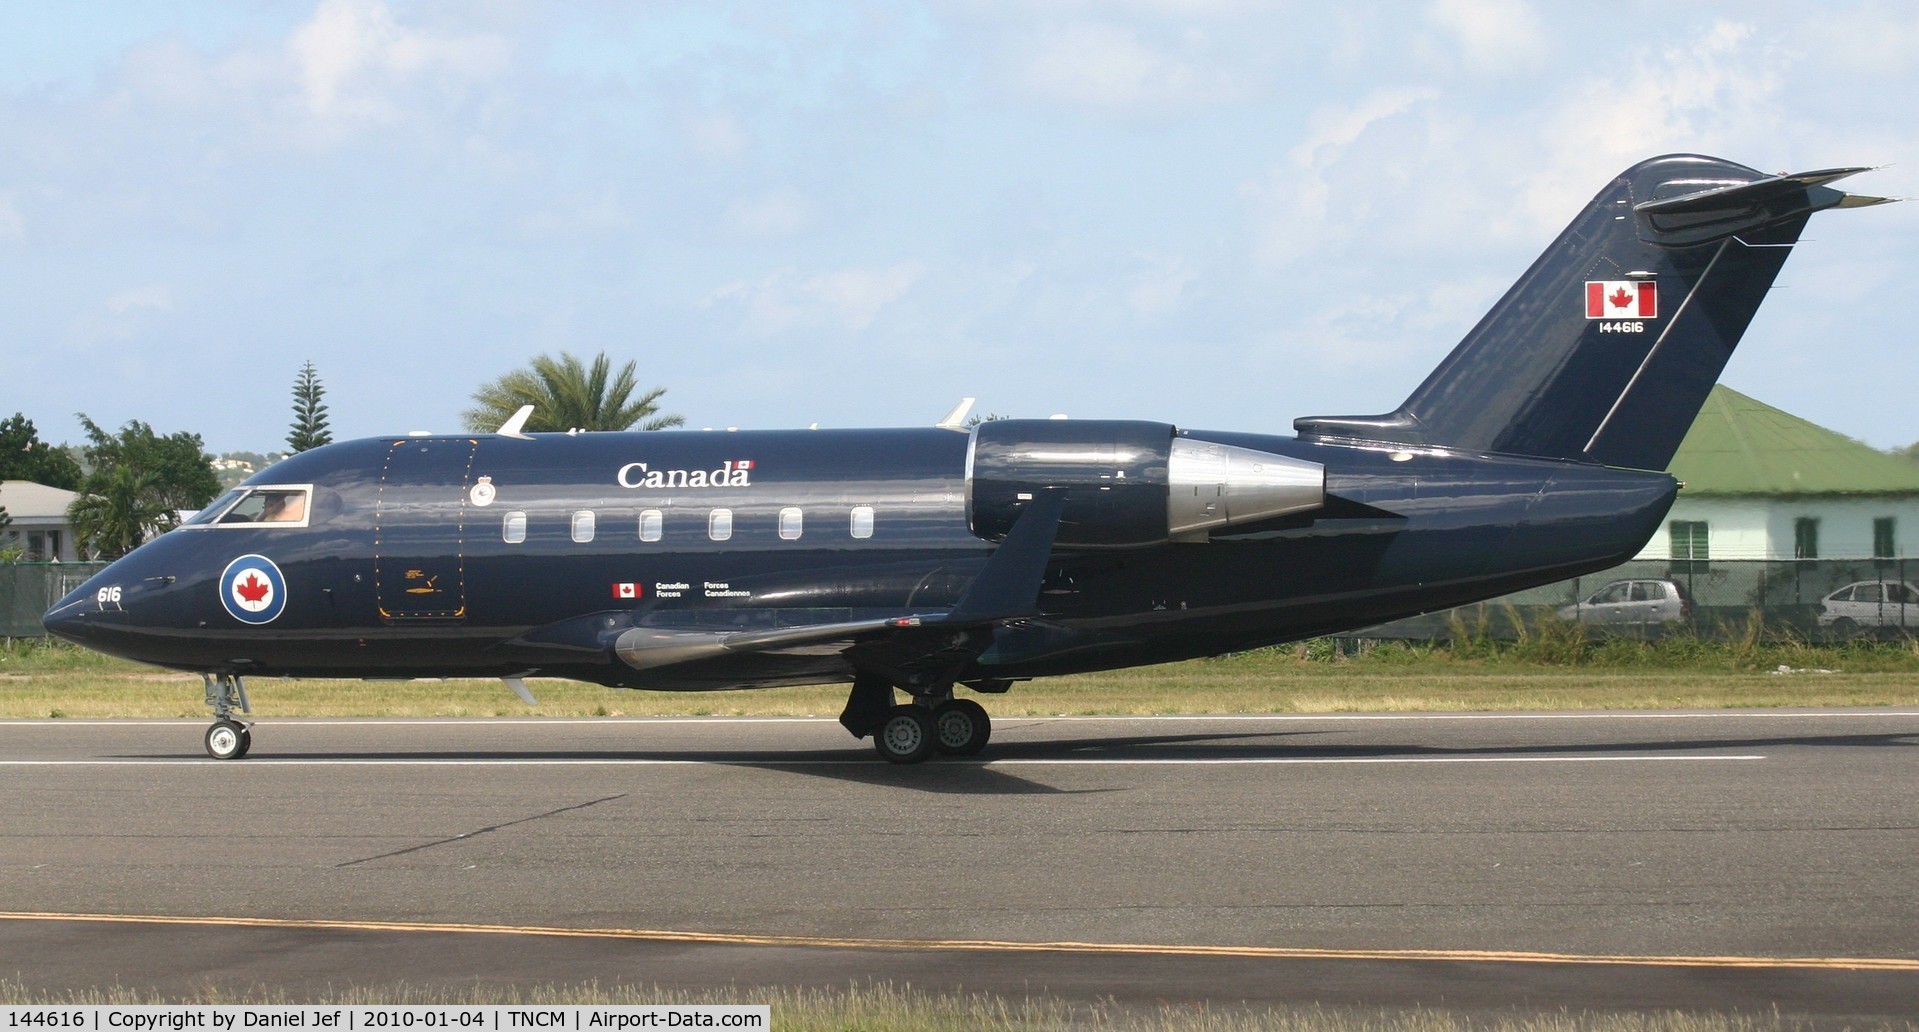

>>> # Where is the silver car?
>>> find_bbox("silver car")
[1817,580,1919,634]
[1557,579,1692,628]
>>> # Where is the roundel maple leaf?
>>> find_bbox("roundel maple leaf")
[220,555,287,625]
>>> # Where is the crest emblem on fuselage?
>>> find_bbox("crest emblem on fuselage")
[220,554,287,625]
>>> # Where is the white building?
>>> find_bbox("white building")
[0,480,81,562]
[1632,387,1919,562]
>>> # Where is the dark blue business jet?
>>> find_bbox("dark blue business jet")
[44,154,1893,762]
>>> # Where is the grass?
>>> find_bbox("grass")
[6,628,1919,719]
[2,980,1911,1032]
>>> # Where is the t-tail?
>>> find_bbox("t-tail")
[1296,154,1893,471]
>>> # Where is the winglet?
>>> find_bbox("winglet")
[937,397,976,431]
[497,405,536,439]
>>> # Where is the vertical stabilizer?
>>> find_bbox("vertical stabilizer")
[1295,155,1887,471]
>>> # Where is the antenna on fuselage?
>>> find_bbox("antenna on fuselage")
[496,405,536,440]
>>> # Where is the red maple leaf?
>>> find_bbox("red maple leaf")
[1608,287,1633,310]
[235,573,270,603]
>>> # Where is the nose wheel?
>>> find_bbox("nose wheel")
[200,672,254,760]
[205,719,252,760]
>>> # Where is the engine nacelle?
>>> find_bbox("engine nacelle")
[966,419,1324,547]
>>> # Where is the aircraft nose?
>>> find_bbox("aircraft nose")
[42,587,124,646]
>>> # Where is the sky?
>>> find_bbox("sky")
[4,1,1916,455]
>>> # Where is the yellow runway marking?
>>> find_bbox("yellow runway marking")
[3,911,1916,972]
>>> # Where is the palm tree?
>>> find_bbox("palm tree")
[68,465,177,559]
[463,351,684,433]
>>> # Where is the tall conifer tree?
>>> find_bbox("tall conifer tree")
[287,361,333,452]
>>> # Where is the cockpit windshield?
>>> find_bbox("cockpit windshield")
[183,486,314,528]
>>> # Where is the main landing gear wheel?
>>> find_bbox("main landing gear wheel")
[874,704,937,764]
[932,698,991,756]
[205,719,251,760]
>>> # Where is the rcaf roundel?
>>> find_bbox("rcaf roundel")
[1586,280,1657,319]
[220,554,287,625]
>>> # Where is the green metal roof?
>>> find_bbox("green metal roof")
[1666,386,1919,496]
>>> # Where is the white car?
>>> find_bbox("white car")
[1557,579,1692,628]
[1817,581,1919,634]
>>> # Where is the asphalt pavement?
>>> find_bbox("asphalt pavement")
[2,710,1916,1020]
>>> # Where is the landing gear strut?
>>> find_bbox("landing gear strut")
[201,673,253,760]
[840,672,992,764]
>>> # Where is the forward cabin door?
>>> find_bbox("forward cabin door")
[373,437,477,623]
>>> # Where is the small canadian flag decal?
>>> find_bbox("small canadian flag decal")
[614,582,639,599]
[1586,280,1657,319]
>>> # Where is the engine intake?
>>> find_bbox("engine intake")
[967,420,1323,547]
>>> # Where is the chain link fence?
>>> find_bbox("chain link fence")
[1361,558,1919,641]
[2,562,110,638]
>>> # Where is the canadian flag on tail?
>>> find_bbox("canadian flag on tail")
[1586,280,1657,319]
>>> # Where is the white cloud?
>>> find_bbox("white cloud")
[708,262,926,335]
[107,285,173,314]
[288,0,511,127]
[722,190,819,240]
[1518,19,1781,231]
[1426,0,1547,74]
[0,195,21,241]
[1128,255,1198,317]
[515,190,631,241]
[1241,87,1438,266]
[1011,21,1250,113]
[681,111,751,163]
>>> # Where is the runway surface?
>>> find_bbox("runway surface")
[2,710,1917,1020]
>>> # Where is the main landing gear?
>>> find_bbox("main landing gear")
[841,672,991,764]
[200,672,253,760]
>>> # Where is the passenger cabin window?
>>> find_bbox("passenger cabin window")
[572,510,596,543]
[211,487,311,527]
[778,507,803,541]
[708,509,733,541]
[502,511,527,544]
[639,509,663,542]
[850,506,874,540]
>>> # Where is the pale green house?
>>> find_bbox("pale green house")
[1636,386,1919,562]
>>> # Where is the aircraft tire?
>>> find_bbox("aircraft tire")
[874,705,936,764]
[932,699,990,756]
[205,719,249,761]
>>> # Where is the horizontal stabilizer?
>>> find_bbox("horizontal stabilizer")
[1632,166,1878,215]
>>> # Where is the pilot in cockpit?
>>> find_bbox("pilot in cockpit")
[260,491,306,523]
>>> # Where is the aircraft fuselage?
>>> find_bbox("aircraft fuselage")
[48,425,1675,690]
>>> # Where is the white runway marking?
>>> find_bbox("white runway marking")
[1,710,1914,728]
[0,755,1766,767]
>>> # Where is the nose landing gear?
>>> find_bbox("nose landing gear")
[200,673,253,760]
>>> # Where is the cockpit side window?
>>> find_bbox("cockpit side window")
[206,486,314,528]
